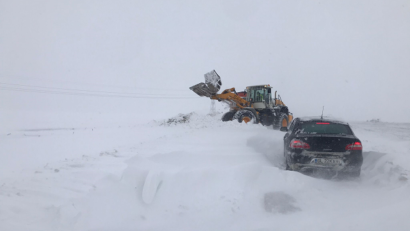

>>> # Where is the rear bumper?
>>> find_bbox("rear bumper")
[287,150,363,172]
[294,163,361,173]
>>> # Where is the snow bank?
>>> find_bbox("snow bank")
[351,121,410,184]
[1,113,409,231]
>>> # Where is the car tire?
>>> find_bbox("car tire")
[283,144,289,170]
[285,156,291,171]
[285,161,291,170]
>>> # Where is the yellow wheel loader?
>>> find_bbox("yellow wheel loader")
[189,70,293,130]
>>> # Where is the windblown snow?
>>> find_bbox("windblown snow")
[1,112,409,231]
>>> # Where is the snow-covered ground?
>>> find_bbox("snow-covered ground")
[1,112,409,231]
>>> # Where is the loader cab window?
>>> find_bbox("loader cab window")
[248,87,271,103]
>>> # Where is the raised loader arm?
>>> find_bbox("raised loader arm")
[211,88,250,109]
[189,70,251,110]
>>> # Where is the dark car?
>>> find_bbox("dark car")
[281,117,363,177]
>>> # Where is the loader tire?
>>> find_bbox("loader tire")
[273,113,289,130]
[237,111,256,124]
[221,111,236,122]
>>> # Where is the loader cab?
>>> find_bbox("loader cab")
[246,85,273,109]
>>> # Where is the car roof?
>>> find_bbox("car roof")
[296,116,349,125]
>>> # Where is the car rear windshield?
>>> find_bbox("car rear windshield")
[298,122,353,135]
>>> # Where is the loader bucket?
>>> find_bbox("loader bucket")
[189,83,213,98]
[189,70,222,97]
[204,70,222,94]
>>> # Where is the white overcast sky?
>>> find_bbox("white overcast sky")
[1,0,409,127]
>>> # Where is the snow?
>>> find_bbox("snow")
[204,70,222,94]
[1,112,409,231]
[2,0,409,229]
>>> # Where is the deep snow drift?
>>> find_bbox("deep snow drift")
[1,112,409,231]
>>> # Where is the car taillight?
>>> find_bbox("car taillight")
[316,122,330,124]
[290,139,310,149]
[346,142,362,151]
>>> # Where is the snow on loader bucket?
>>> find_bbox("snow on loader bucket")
[189,70,222,97]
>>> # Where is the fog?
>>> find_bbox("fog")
[1,0,410,128]
[1,2,410,230]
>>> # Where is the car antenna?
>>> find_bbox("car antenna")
[321,106,324,120]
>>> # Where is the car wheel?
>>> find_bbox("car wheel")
[283,144,290,170]
[285,156,292,171]
[285,161,290,170]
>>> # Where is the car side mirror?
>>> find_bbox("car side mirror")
[280,127,288,132]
